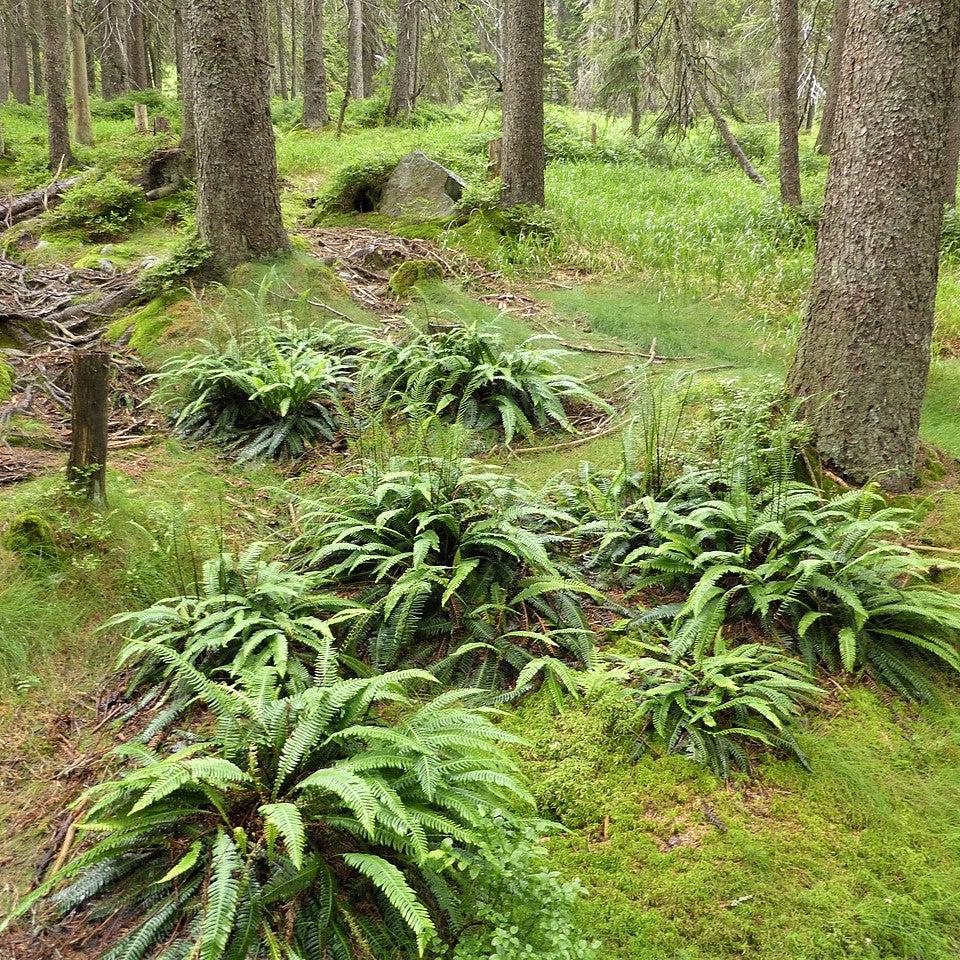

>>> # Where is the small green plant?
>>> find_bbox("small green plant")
[292,448,598,686]
[135,232,214,299]
[368,323,612,443]
[7,653,534,959]
[46,172,147,240]
[610,640,822,777]
[308,154,401,220]
[151,324,352,462]
[111,542,362,702]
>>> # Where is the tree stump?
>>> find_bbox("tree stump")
[134,103,149,133]
[67,349,111,507]
[152,116,171,135]
[486,137,503,179]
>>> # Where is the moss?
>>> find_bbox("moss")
[105,290,187,356]
[0,357,12,403]
[0,512,61,566]
[388,258,442,297]
[307,155,401,222]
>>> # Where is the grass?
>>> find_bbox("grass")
[6,97,960,958]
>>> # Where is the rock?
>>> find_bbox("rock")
[378,151,465,220]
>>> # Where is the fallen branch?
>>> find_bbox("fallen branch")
[508,417,631,455]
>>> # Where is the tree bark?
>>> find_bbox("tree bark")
[815,0,848,154]
[186,0,290,269]
[777,0,802,204]
[301,0,329,126]
[361,0,376,92]
[289,0,296,97]
[9,0,31,102]
[25,0,41,94]
[98,0,126,98]
[386,0,416,120]
[41,0,73,170]
[274,0,288,98]
[127,2,149,89]
[67,0,94,147]
[176,0,196,153]
[501,0,545,207]
[346,0,364,98]
[788,0,960,492]
[943,48,960,205]
[67,349,110,508]
[0,11,10,102]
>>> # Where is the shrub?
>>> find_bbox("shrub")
[292,449,598,687]
[308,155,401,220]
[609,640,822,778]
[46,172,148,240]
[89,89,171,120]
[112,543,363,705]
[151,324,353,462]
[8,654,535,960]
[368,323,612,443]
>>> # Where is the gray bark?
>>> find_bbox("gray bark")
[127,2,149,89]
[67,349,110,507]
[943,48,960,205]
[386,0,416,119]
[0,10,10,102]
[815,0,848,154]
[302,0,329,126]
[186,0,290,269]
[501,0,545,206]
[777,0,802,204]
[788,0,960,491]
[346,0,364,97]
[177,0,195,153]
[41,0,73,170]
[9,0,30,102]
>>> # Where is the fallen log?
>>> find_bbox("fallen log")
[0,175,81,226]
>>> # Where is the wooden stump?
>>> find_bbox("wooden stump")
[67,349,111,507]
[152,116,171,135]
[487,137,503,179]
[590,123,597,146]
[134,103,149,133]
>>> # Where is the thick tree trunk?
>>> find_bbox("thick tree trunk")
[777,0,801,205]
[943,50,960,205]
[386,0,416,120]
[9,0,30,102]
[186,0,290,269]
[98,0,125,98]
[127,3,149,89]
[501,0,545,207]
[361,0,376,92]
[289,0,296,97]
[176,0,196,153]
[274,0,288,98]
[346,0,364,98]
[67,349,110,507]
[67,0,94,147]
[25,0,41,94]
[301,0,329,126]
[788,0,960,492]
[41,0,73,170]
[815,0,848,154]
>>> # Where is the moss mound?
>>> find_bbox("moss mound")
[388,258,442,297]
[1,512,61,565]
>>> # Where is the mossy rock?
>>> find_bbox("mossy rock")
[1,512,61,564]
[388,259,442,297]
[0,357,12,403]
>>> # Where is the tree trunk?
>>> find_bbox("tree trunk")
[943,49,960,205]
[127,3,149,89]
[386,0,416,120]
[346,0,364,98]
[777,0,801,204]
[815,0,848,154]
[289,0,296,97]
[67,0,94,147]
[98,0,125,98]
[176,0,196,153]
[25,0,41,94]
[274,0,288,98]
[788,0,960,492]
[0,11,10,102]
[9,0,30,102]
[67,349,110,508]
[42,0,73,170]
[301,0,329,126]
[361,0,376,92]
[186,0,290,269]
[501,0,545,207]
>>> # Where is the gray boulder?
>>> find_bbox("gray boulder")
[378,151,465,220]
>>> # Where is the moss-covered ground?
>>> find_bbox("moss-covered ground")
[3,97,960,958]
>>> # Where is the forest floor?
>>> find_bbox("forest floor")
[4,98,960,959]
